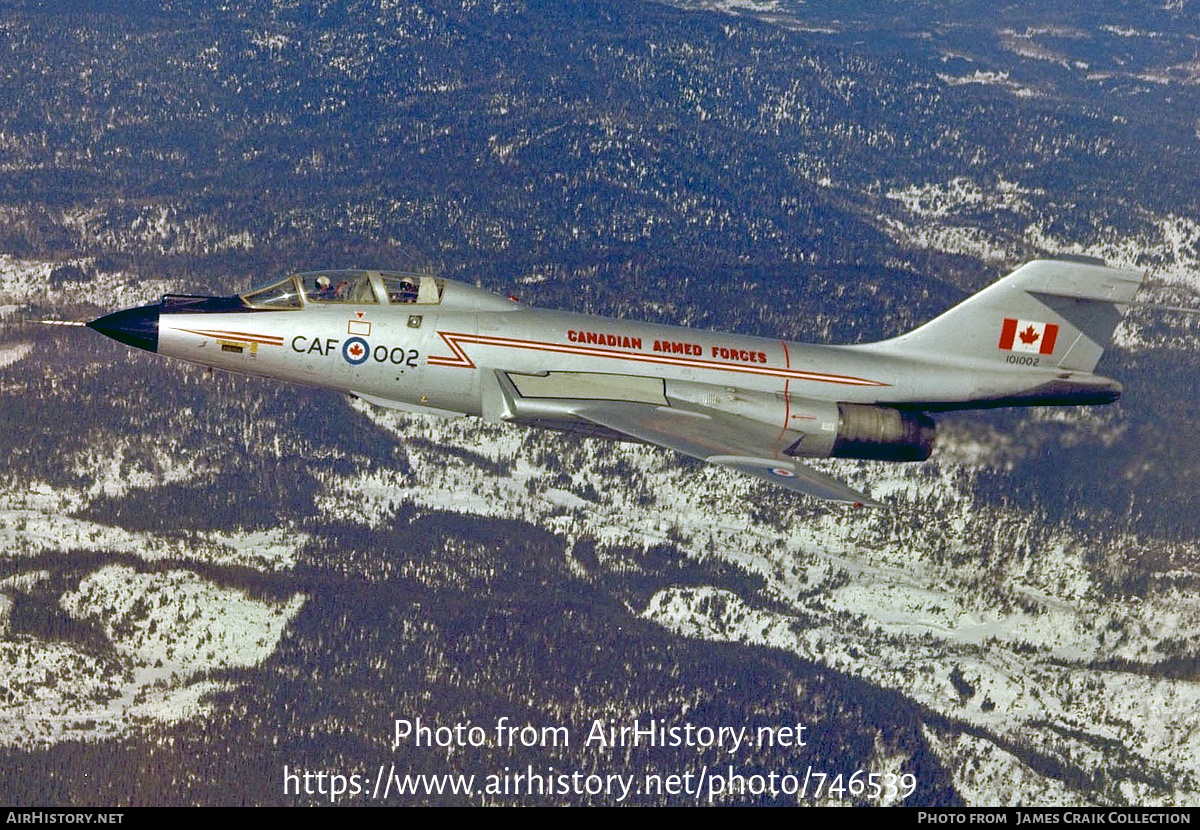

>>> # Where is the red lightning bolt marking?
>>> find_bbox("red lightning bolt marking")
[427,331,888,387]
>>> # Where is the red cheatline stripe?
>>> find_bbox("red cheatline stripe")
[175,328,285,346]
[428,331,888,388]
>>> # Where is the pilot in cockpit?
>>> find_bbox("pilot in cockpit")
[389,279,420,304]
[313,274,333,300]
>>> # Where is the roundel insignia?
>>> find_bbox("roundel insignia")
[342,336,370,365]
[768,467,795,478]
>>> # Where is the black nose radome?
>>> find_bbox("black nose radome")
[87,304,160,353]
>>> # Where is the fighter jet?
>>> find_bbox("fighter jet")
[87,259,1141,507]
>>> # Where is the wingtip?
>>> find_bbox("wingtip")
[850,494,887,509]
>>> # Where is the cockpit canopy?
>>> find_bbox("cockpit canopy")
[240,270,445,309]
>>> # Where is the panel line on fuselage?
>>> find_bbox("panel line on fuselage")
[778,339,792,442]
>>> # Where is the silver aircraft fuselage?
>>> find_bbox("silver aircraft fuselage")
[89,261,1142,506]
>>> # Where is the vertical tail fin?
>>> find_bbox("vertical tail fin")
[878,259,1143,372]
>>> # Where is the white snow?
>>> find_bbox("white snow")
[0,565,303,747]
[0,252,177,311]
[317,400,1200,805]
[0,472,308,746]
[880,180,1200,349]
[937,71,1041,98]
[885,177,1040,220]
[0,341,31,367]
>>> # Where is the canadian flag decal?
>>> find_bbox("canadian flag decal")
[999,318,1059,355]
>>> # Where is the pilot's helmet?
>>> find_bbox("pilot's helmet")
[316,275,331,290]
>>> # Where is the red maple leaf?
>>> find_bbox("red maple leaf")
[350,344,364,357]
[1019,325,1040,345]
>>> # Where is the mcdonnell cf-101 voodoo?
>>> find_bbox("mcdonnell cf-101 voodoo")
[86,259,1141,507]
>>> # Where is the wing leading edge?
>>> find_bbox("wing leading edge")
[571,401,881,507]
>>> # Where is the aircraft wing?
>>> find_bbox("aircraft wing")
[571,402,882,507]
